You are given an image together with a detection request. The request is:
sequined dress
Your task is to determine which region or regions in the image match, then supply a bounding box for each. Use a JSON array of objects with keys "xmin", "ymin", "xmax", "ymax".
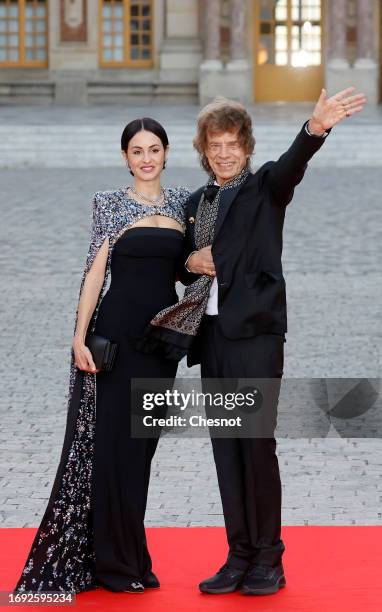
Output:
[{"xmin": 14, "ymin": 187, "xmax": 189, "ymax": 593}]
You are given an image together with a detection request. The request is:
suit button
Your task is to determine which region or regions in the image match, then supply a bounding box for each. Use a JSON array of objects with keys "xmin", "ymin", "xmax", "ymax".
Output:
[{"xmin": 219, "ymin": 281, "xmax": 227, "ymax": 287}]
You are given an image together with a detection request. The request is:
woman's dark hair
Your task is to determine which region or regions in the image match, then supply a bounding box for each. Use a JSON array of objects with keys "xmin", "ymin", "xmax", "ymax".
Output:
[{"xmin": 121, "ymin": 117, "xmax": 169, "ymax": 175}]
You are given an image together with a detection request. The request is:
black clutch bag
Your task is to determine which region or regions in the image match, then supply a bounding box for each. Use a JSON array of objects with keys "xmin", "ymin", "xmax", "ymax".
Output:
[{"xmin": 85, "ymin": 332, "xmax": 118, "ymax": 372}]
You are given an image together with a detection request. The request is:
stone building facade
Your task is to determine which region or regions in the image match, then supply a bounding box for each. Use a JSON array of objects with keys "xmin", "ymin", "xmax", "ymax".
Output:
[{"xmin": 0, "ymin": 0, "xmax": 380, "ymax": 105}]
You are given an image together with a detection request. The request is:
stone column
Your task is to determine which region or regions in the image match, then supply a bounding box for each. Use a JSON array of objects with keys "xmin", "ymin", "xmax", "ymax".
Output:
[
  {"xmin": 200, "ymin": 0, "xmax": 251, "ymax": 105},
  {"xmin": 203, "ymin": 0, "xmax": 222, "ymax": 68},
  {"xmin": 352, "ymin": 0, "xmax": 378, "ymax": 104},
  {"xmin": 158, "ymin": 0, "xmax": 202, "ymax": 84},
  {"xmin": 225, "ymin": 0, "xmax": 251, "ymax": 102},
  {"xmin": 199, "ymin": 0, "xmax": 224, "ymax": 105},
  {"xmin": 327, "ymin": 0, "xmax": 348, "ymax": 68},
  {"xmin": 325, "ymin": 0, "xmax": 352, "ymax": 99},
  {"xmin": 355, "ymin": 0, "xmax": 376, "ymax": 64},
  {"xmin": 229, "ymin": 0, "xmax": 246, "ymax": 63},
  {"xmin": 50, "ymin": 0, "xmax": 99, "ymax": 104}
]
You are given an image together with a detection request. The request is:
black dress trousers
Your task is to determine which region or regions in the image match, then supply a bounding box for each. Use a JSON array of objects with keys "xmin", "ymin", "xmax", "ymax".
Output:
[{"xmin": 199, "ymin": 314, "xmax": 286, "ymax": 570}]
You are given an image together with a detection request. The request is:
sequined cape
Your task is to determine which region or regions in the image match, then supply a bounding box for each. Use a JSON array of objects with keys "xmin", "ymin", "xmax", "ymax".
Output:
[{"xmin": 14, "ymin": 186, "xmax": 189, "ymax": 594}]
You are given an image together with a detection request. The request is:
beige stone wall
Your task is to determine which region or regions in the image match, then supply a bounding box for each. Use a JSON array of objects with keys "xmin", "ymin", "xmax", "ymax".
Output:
[
  {"xmin": 159, "ymin": 0, "xmax": 202, "ymax": 82},
  {"xmin": 0, "ymin": 0, "xmax": 380, "ymax": 105},
  {"xmin": 166, "ymin": 0, "xmax": 199, "ymax": 37}
]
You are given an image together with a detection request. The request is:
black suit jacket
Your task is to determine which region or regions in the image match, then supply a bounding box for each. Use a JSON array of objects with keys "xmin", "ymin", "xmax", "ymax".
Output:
[{"xmin": 179, "ymin": 121, "xmax": 330, "ymax": 367}]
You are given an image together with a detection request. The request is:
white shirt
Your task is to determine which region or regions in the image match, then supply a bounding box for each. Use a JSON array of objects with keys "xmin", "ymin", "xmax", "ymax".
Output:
[
  {"xmin": 206, "ymin": 276, "xmax": 218, "ymax": 314},
  {"xmin": 205, "ymin": 180, "xmax": 220, "ymax": 314},
  {"xmin": 184, "ymin": 259, "xmax": 219, "ymax": 314}
]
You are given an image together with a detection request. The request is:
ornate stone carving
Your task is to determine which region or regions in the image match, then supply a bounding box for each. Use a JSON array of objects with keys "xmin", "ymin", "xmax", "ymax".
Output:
[{"xmin": 60, "ymin": 0, "xmax": 87, "ymax": 43}]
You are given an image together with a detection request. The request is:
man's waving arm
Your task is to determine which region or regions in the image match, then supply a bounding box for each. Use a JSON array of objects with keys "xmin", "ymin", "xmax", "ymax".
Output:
[{"xmin": 264, "ymin": 87, "xmax": 367, "ymax": 206}]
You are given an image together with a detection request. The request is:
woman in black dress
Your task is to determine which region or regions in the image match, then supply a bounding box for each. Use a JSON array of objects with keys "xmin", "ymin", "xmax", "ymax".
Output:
[{"xmin": 14, "ymin": 119, "xmax": 189, "ymax": 594}]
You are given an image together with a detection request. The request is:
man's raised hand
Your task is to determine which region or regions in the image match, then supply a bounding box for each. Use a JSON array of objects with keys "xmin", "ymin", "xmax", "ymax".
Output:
[{"xmin": 308, "ymin": 87, "xmax": 367, "ymax": 134}]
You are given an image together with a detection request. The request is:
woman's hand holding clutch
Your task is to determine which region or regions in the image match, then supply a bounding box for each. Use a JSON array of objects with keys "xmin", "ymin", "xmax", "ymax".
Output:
[{"xmin": 72, "ymin": 335, "xmax": 100, "ymax": 374}]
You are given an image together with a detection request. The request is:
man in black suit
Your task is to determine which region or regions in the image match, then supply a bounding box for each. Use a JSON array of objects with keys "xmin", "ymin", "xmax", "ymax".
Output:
[{"xmin": 180, "ymin": 87, "xmax": 366, "ymax": 595}]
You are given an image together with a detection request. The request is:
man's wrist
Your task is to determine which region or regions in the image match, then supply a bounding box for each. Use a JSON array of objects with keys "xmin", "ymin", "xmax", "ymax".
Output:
[
  {"xmin": 185, "ymin": 251, "xmax": 197, "ymax": 273},
  {"xmin": 306, "ymin": 118, "xmax": 328, "ymax": 137}
]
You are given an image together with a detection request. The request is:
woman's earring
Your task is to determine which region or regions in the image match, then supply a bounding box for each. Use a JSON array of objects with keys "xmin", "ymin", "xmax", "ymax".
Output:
[{"xmin": 125, "ymin": 160, "xmax": 134, "ymax": 176}]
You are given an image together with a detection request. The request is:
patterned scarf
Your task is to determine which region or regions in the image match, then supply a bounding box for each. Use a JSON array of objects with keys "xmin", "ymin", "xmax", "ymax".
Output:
[{"xmin": 136, "ymin": 167, "xmax": 250, "ymax": 361}]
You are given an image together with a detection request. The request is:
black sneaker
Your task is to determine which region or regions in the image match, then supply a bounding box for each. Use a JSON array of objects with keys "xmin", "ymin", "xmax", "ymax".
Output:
[
  {"xmin": 240, "ymin": 563, "xmax": 286, "ymax": 595},
  {"xmin": 143, "ymin": 570, "xmax": 160, "ymax": 589},
  {"xmin": 122, "ymin": 579, "xmax": 144, "ymax": 594},
  {"xmin": 199, "ymin": 564, "xmax": 246, "ymax": 594}
]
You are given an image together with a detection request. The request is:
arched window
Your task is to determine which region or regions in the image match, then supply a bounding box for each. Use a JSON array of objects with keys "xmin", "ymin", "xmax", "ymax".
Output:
[
  {"xmin": 99, "ymin": 0, "xmax": 153, "ymax": 67},
  {"xmin": 0, "ymin": 0, "xmax": 48, "ymax": 67}
]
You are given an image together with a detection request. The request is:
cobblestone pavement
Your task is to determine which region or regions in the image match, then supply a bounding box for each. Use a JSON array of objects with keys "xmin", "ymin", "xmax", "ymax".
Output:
[
  {"xmin": 1, "ymin": 104, "xmax": 382, "ymax": 169},
  {"xmin": 0, "ymin": 102, "xmax": 381, "ymax": 124},
  {"xmin": 0, "ymin": 163, "xmax": 381, "ymax": 528}
]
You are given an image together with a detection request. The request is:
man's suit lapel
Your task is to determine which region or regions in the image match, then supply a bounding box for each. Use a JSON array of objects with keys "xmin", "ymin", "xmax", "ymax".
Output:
[
  {"xmin": 189, "ymin": 174, "xmax": 252, "ymax": 246},
  {"xmin": 213, "ymin": 182, "xmax": 244, "ymax": 242},
  {"xmin": 187, "ymin": 188, "xmax": 203, "ymax": 247}
]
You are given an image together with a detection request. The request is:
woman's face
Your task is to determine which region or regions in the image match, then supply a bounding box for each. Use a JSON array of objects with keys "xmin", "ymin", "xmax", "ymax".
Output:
[{"xmin": 123, "ymin": 129, "xmax": 168, "ymax": 181}]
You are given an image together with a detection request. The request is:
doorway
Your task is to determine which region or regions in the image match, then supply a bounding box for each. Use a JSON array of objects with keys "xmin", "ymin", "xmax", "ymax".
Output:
[{"xmin": 254, "ymin": 0, "xmax": 324, "ymax": 101}]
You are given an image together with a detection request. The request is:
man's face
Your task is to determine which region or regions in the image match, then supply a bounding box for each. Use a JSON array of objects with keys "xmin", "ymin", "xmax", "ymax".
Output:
[{"xmin": 205, "ymin": 129, "xmax": 248, "ymax": 185}]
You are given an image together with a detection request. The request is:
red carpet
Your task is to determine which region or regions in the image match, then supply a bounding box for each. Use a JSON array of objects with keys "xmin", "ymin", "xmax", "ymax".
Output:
[{"xmin": 1, "ymin": 527, "xmax": 382, "ymax": 611}]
